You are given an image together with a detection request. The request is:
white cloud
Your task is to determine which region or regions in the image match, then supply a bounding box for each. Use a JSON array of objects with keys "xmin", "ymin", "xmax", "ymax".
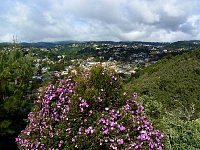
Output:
[
  {"xmin": 0, "ymin": 0, "xmax": 200, "ymax": 42},
  {"xmin": 126, "ymin": 0, "xmax": 161, "ymax": 24},
  {"xmin": 147, "ymin": 30, "xmax": 191, "ymax": 42},
  {"xmin": 163, "ymin": 0, "xmax": 186, "ymax": 17}
]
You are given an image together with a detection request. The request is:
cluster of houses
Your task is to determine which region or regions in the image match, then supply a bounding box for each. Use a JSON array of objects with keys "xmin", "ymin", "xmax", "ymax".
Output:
[
  {"xmin": 12, "ymin": 41, "xmax": 193, "ymax": 87},
  {"xmin": 78, "ymin": 42, "xmax": 171, "ymax": 64},
  {"xmin": 44, "ymin": 57, "xmax": 137, "ymax": 78}
]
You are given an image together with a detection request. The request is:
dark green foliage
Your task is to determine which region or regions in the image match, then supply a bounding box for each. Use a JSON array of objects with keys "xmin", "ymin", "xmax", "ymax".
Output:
[
  {"xmin": 125, "ymin": 49, "xmax": 200, "ymax": 149},
  {"xmin": 165, "ymin": 40, "xmax": 200, "ymax": 50},
  {"xmin": 126, "ymin": 50, "xmax": 200, "ymax": 120},
  {"xmin": 137, "ymin": 96, "xmax": 164, "ymax": 120},
  {"xmin": 159, "ymin": 117, "xmax": 200, "ymax": 150},
  {"xmin": 76, "ymin": 65, "xmax": 124, "ymax": 108},
  {"xmin": 0, "ymin": 45, "xmax": 39, "ymax": 149}
]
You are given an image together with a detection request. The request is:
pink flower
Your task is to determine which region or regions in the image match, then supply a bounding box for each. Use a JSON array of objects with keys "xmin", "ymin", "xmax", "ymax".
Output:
[
  {"xmin": 110, "ymin": 121, "xmax": 115, "ymax": 127},
  {"xmin": 117, "ymin": 139, "xmax": 124, "ymax": 145},
  {"xmin": 72, "ymin": 137, "xmax": 75, "ymax": 142},
  {"xmin": 103, "ymin": 129, "xmax": 109, "ymax": 134},
  {"xmin": 66, "ymin": 128, "xmax": 71, "ymax": 131},
  {"xmin": 131, "ymin": 142, "xmax": 136, "ymax": 147},
  {"xmin": 119, "ymin": 126, "xmax": 126, "ymax": 131},
  {"xmin": 110, "ymin": 144, "xmax": 118, "ymax": 150},
  {"xmin": 89, "ymin": 110, "xmax": 93, "ymax": 114},
  {"xmin": 85, "ymin": 128, "xmax": 90, "ymax": 134}
]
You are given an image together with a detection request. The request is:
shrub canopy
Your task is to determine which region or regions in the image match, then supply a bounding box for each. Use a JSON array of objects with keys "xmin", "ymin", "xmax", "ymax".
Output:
[{"xmin": 16, "ymin": 65, "xmax": 165, "ymax": 150}]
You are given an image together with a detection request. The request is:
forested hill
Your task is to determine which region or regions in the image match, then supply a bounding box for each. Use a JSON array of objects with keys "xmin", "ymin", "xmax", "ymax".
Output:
[{"xmin": 125, "ymin": 49, "xmax": 200, "ymax": 120}]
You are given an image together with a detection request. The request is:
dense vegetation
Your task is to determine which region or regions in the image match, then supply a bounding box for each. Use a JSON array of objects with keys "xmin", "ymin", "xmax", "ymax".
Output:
[
  {"xmin": 1, "ymin": 41, "xmax": 200, "ymax": 149},
  {"xmin": 16, "ymin": 65, "xmax": 165, "ymax": 149},
  {"xmin": 0, "ymin": 44, "xmax": 39, "ymax": 149},
  {"xmin": 165, "ymin": 40, "xmax": 200, "ymax": 50},
  {"xmin": 125, "ymin": 49, "xmax": 200, "ymax": 149}
]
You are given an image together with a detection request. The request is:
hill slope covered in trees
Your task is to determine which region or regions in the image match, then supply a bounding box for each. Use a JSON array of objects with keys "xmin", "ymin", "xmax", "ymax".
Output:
[
  {"xmin": 125, "ymin": 49, "xmax": 200, "ymax": 149},
  {"xmin": 126, "ymin": 50, "xmax": 200, "ymax": 120}
]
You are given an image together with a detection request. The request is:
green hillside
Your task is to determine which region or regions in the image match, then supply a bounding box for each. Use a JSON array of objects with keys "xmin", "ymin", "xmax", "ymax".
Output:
[
  {"xmin": 126, "ymin": 50, "xmax": 200, "ymax": 120},
  {"xmin": 125, "ymin": 49, "xmax": 200, "ymax": 149}
]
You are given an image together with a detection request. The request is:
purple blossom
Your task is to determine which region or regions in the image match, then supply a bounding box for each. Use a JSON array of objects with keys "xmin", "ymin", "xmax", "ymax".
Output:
[
  {"xmin": 131, "ymin": 142, "xmax": 137, "ymax": 147},
  {"xmin": 84, "ymin": 126, "xmax": 94, "ymax": 135},
  {"xmin": 110, "ymin": 144, "xmax": 118, "ymax": 150},
  {"xmin": 117, "ymin": 139, "xmax": 124, "ymax": 145},
  {"xmin": 72, "ymin": 137, "xmax": 76, "ymax": 142},
  {"xmin": 89, "ymin": 110, "xmax": 93, "ymax": 114},
  {"xmin": 103, "ymin": 129, "xmax": 109, "ymax": 134},
  {"xmin": 110, "ymin": 121, "xmax": 115, "ymax": 127},
  {"xmin": 119, "ymin": 125, "xmax": 126, "ymax": 131},
  {"xmin": 16, "ymin": 75, "xmax": 165, "ymax": 150}
]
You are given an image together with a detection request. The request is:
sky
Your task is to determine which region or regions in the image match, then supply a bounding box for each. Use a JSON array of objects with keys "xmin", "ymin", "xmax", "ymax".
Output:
[{"xmin": 0, "ymin": 0, "xmax": 200, "ymax": 42}]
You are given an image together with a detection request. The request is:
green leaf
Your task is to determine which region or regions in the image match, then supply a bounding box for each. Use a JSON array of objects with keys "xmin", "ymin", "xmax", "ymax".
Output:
[{"xmin": 0, "ymin": 120, "xmax": 12, "ymax": 129}]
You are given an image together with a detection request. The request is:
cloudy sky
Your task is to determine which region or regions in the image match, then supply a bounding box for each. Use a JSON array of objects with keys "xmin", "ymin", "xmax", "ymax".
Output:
[{"xmin": 0, "ymin": 0, "xmax": 200, "ymax": 42}]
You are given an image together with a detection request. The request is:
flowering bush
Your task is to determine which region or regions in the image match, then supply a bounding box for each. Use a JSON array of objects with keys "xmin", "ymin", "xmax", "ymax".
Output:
[{"xmin": 16, "ymin": 65, "xmax": 165, "ymax": 149}]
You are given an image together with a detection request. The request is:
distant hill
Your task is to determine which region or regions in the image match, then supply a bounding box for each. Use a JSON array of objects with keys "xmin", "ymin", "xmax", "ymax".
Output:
[
  {"xmin": 163, "ymin": 40, "xmax": 200, "ymax": 50},
  {"xmin": 125, "ymin": 49, "xmax": 200, "ymax": 119},
  {"xmin": 21, "ymin": 41, "xmax": 81, "ymax": 48},
  {"xmin": 1, "ymin": 40, "xmax": 200, "ymax": 49}
]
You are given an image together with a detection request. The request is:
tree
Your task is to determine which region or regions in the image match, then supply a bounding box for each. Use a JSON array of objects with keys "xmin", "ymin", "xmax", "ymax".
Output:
[{"xmin": 0, "ymin": 45, "xmax": 39, "ymax": 149}]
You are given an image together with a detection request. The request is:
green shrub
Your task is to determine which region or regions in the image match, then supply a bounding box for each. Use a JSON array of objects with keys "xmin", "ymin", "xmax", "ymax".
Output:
[
  {"xmin": 159, "ymin": 116, "xmax": 200, "ymax": 150},
  {"xmin": 16, "ymin": 65, "xmax": 165, "ymax": 149}
]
